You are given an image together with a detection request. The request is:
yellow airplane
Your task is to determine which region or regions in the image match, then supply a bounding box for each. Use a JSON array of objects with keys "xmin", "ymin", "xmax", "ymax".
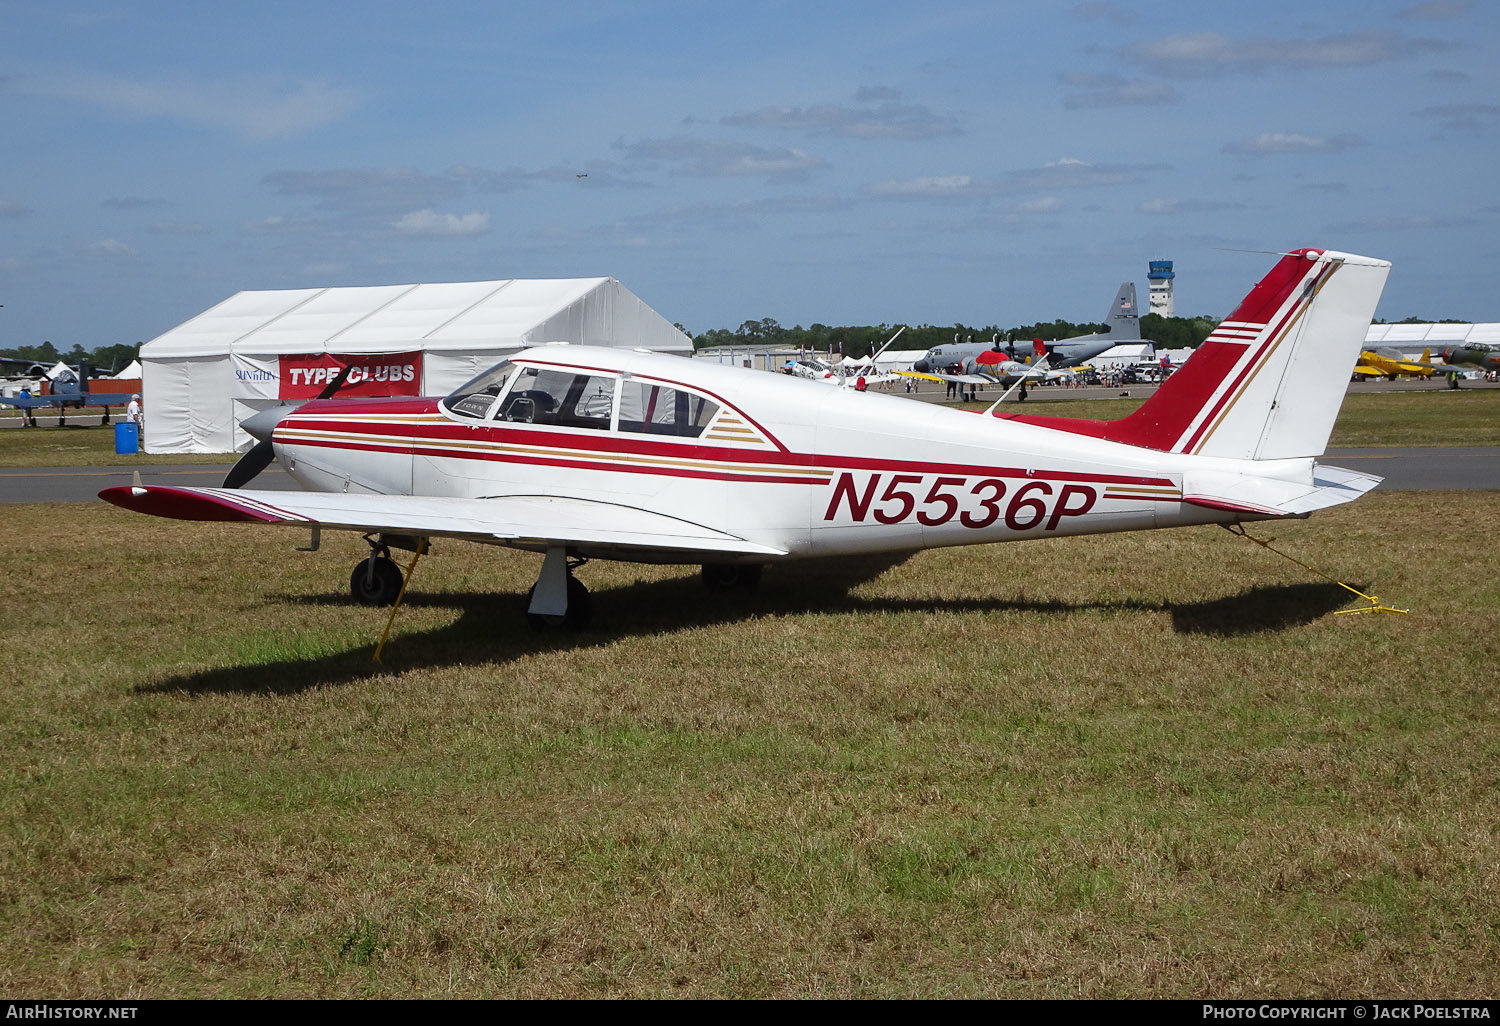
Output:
[{"xmin": 1353, "ymin": 346, "xmax": 1459, "ymax": 380}]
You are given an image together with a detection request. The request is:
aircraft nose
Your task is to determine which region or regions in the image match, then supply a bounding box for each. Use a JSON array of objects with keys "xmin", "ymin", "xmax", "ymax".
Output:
[
  {"xmin": 240, "ymin": 405, "xmax": 293, "ymax": 444},
  {"xmin": 913, "ymin": 359, "xmax": 930, "ymax": 373}
]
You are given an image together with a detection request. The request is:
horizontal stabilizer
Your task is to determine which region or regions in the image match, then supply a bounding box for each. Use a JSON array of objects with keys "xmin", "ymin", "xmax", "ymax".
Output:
[{"xmin": 1181, "ymin": 464, "xmax": 1381, "ymax": 517}]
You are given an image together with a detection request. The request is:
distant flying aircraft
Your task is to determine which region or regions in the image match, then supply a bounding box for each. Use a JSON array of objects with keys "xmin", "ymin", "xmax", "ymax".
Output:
[
  {"xmin": 102, "ymin": 248, "xmax": 1389, "ymax": 629},
  {"xmin": 911, "ymin": 282, "xmax": 1145, "ymax": 378}
]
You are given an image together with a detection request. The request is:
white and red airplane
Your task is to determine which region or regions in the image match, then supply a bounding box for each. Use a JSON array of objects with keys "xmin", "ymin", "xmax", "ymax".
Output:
[{"xmin": 101, "ymin": 248, "xmax": 1390, "ymax": 628}]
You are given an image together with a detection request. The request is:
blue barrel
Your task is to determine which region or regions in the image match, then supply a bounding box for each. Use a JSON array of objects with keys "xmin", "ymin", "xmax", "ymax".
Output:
[{"xmin": 114, "ymin": 421, "xmax": 139, "ymax": 454}]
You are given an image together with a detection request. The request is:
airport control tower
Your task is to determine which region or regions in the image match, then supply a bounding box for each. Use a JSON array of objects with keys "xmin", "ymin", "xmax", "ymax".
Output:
[{"xmin": 1147, "ymin": 259, "xmax": 1175, "ymax": 317}]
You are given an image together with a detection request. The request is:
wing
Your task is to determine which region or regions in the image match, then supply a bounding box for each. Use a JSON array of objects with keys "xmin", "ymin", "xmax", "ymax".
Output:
[
  {"xmin": 99, "ymin": 486, "xmax": 786, "ymax": 559},
  {"xmin": 893, "ymin": 370, "xmax": 996, "ymax": 385},
  {"xmin": 0, "ymin": 395, "xmax": 58, "ymax": 409}
]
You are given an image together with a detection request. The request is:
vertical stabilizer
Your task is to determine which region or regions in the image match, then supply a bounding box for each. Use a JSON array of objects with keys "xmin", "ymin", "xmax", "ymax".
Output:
[
  {"xmin": 996, "ymin": 249, "xmax": 1390, "ymax": 461},
  {"xmin": 1105, "ymin": 283, "xmax": 1141, "ymax": 341}
]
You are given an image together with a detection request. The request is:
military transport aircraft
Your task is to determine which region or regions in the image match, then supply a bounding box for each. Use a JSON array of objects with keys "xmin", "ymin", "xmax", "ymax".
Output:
[
  {"xmin": 101, "ymin": 248, "xmax": 1389, "ymax": 629},
  {"xmin": 910, "ymin": 282, "xmax": 1145, "ymax": 382}
]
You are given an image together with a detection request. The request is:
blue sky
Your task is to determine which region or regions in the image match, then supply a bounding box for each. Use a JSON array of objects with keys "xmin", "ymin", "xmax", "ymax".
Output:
[{"xmin": 2, "ymin": 0, "xmax": 1497, "ymax": 351}]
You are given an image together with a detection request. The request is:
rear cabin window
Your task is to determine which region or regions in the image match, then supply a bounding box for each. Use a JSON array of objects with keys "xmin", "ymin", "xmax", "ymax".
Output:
[
  {"xmin": 494, "ymin": 367, "xmax": 615, "ymax": 430},
  {"xmin": 618, "ymin": 380, "xmax": 718, "ymax": 437}
]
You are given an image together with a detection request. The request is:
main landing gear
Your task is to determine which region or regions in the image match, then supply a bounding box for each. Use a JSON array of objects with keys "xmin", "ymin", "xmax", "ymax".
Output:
[{"xmin": 350, "ymin": 534, "xmax": 419, "ymax": 606}]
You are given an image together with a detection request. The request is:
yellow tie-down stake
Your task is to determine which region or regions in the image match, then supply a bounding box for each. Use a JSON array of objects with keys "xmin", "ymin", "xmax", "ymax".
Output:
[
  {"xmin": 374, "ymin": 539, "xmax": 429, "ymax": 663},
  {"xmin": 1221, "ymin": 523, "xmax": 1410, "ymax": 616}
]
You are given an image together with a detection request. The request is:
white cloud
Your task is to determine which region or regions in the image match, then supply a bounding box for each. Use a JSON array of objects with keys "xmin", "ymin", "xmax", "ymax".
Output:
[
  {"xmin": 615, "ymin": 137, "xmax": 828, "ymax": 180},
  {"xmin": 867, "ymin": 160, "xmax": 1161, "ymax": 202},
  {"xmin": 1014, "ymin": 196, "xmax": 1064, "ymax": 214},
  {"xmin": 1324, "ymin": 214, "xmax": 1474, "ymax": 232},
  {"xmin": 867, "ymin": 175, "xmax": 976, "ymax": 198},
  {"xmin": 83, "ymin": 238, "xmax": 134, "ymax": 257},
  {"xmin": 1395, "ymin": 1, "xmax": 1472, "ymax": 20},
  {"xmin": 1059, "ymin": 74, "xmax": 1180, "ymax": 108},
  {"xmin": 26, "ymin": 68, "xmax": 360, "ymax": 141},
  {"xmin": 392, "ymin": 209, "xmax": 491, "ymax": 237},
  {"xmin": 721, "ymin": 88, "xmax": 961, "ymax": 140},
  {"xmin": 1072, "ymin": 2, "xmax": 1136, "ymax": 26},
  {"xmin": 1130, "ymin": 30, "xmax": 1447, "ymax": 78},
  {"xmin": 1138, "ymin": 198, "xmax": 1243, "ymax": 214},
  {"xmin": 145, "ymin": 222, "xmax": 211, "ymax": 236},
  {"xmin": 1222, "ymin": 132, "xmax": 1361, "ymax": 155}
]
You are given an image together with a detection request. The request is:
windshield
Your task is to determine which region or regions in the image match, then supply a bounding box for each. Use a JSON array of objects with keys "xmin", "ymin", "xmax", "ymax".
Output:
[{"xmin": 442, "ymin": 360, "xmax": 517, "ymax": 418}]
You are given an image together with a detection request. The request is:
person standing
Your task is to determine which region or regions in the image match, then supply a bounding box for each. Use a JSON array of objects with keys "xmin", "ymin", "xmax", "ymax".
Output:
[{"xmin": 127, "ymin": 393, "xmax": 144, "ymax": 447}]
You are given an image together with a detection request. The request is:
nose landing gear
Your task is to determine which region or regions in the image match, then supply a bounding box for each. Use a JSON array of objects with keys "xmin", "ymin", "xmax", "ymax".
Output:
[{"xmin": 525, "ymin": 547, "xmax": 592, "ymax": 630}]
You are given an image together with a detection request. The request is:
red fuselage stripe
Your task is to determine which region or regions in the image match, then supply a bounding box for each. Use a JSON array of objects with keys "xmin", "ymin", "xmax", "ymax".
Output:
[{"xmin": 280, "ymin": 429, "xmax": 1176, "ymax": 488}]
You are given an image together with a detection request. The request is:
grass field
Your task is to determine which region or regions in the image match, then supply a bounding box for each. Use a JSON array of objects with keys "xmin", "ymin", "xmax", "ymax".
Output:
[
  {"xmin": 3, "ymin": 389, "xmax": 1497, "ymax": 467},
  {"xmin": 3, "ymin": 491, "xmax": 1497, "ymax": 998}
]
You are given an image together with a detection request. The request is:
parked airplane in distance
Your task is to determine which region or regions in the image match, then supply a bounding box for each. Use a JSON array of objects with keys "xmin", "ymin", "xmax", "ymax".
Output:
[
  {"xmin": 1436, "ymin": 343, "xmax": 1500, "ymax": 373},
  {"xmin": 102, "ymin": 249, "xmax": 1389, "ymax": 629},
  {"xmin": 912, "ymin": 282, "xmax": 1145, "ymax": 378},
  {"xmin": 0, "ymin": 360, "xmax": 137, "ymax": 425},
  {"xmin": 1353, "ymin": 346, "xmax": 1460, "ymax": 381}
]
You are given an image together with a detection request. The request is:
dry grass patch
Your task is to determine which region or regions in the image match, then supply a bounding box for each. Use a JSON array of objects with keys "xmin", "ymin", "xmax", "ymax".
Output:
[{"xmin": 2, "ymin": 493, "xmax": 1498, "ymax": 997}]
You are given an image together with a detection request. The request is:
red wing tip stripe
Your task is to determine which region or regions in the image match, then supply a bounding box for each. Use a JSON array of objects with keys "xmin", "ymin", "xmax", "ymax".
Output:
[{"xmin": 100, "ymin": 485, "xmax": 312, "ymax": 524}]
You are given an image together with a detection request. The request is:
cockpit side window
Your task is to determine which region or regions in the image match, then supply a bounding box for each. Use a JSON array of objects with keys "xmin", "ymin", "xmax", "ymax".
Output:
[
  {"xmin": 442, "ymin": 360, "xmax": 518, "ymax": 419},
  {"xmin": 618, "ymin": 380, "xmax": 719, "ymax": 437},
  {"xmin": 495, "ymin": 367, "xmax": 616, "ymax": 429}
]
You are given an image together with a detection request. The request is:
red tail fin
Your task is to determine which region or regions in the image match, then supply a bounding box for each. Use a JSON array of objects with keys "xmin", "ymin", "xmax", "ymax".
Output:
[
  {"xmin": 1033, "ymin": 339, "xmax": 1046, "ymax": 358},
  {"xmin": 993, "ymin": 248, "xmax": 1389, "ymax": 459}
]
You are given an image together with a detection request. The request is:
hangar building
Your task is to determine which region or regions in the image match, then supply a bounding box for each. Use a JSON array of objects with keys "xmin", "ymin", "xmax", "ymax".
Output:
[{"xmin": 139, "ymin": 277, "xmax": 692, "ymax": 454}]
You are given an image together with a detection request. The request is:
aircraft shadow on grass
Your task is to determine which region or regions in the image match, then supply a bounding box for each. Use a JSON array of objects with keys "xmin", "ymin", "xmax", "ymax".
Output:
[{"xmin": 137, "ymin": 553, "xmax": 1360, "ymax": 698}]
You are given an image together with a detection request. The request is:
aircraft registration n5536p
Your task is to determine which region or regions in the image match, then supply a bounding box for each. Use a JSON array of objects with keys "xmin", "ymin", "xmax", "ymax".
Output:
[{"xmin": 102, "ymin": 248, "xmax": 1390, "ymax": 628}]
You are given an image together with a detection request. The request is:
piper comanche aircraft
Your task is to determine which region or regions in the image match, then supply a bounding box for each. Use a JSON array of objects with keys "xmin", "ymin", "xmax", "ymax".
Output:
[{"xmin": 101, "ymin": 248, "xmax": 1389, "ymax": 629}]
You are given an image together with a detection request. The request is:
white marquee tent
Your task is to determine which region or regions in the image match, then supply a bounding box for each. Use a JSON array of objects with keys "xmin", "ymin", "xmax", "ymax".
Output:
[{"xmin": 140, "ymin": 277, "xmax": 692, "ymax": 453}]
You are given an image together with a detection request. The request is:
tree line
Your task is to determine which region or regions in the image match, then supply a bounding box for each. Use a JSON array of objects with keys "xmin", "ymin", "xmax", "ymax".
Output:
[
  {"xmin": 0, "ymin": 341, "xmax": 141, "ymax": 374},
  {"xmin": 690, "ymin": 314, "xmax": 1221, "ymax": 359}
]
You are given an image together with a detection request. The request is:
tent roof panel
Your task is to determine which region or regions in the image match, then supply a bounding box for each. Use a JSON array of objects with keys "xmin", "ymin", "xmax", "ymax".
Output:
[
  {"xmin": 140, "ymin": 277, "xmax": 676, "ymax": 358},
  {"xmin": 428, "ymin": 278, "xmax": 610, "ymax": 343}
]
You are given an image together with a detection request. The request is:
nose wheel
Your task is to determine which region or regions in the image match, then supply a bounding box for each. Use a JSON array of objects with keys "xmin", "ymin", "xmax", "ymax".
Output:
[
  {"xmin": 525, "ymin": 549, "xmax": 592, "ymax": 630},
  {"xmin": 701, "ymin": 563, "xmax": 762, "ymax": 592},
  {"xmin": 525, "ymin": 575, "xmax": 592, "ymax": 630}
]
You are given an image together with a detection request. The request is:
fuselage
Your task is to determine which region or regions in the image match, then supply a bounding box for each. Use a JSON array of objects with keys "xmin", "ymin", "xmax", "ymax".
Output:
[{"xmin": 269, "ymin": 346, "xmax": 1276, "ymax": 562}]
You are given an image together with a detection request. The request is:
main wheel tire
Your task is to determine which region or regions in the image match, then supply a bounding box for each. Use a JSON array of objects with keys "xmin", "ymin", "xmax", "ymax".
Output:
[
  {"xmin": 525, "ymin": 575, "xmax": 592, "ymax": 630},
  {"xmin": 700, "ymin": 563, "xmax": 763, "ymax": 592},
  {"xmin": 350, "ymin": 556, "xmax": 404, "ymax": 606}
]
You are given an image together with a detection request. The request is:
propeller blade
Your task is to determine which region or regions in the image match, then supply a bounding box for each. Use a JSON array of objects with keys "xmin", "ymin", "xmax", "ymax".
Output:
[
  {"xmin": 223, "ymin": 438, "xmax": 275, "ymax": 489},
  {"xmin": 317, "ymin": 365, "xmax": 352, "ymax": 400},
  {"xmin": 222, "ymin": 365, "xmax": 352, "ymax": 488}
]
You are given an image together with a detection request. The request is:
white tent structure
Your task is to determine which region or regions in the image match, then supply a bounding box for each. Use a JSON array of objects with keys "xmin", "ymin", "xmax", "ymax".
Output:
[
  {"xmin": 1365, "ymin": 322, "xmax": 1500, "ymax": 354},
  {"xmin": 140, "ymin": 277, "xmax": 692, "ymax": 454}
]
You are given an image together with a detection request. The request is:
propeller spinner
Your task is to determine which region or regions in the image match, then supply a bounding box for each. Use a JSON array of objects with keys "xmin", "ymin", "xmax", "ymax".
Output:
[{"xmin": 222, "ymin": 366, "xmax": 352, "ymax": 488}]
